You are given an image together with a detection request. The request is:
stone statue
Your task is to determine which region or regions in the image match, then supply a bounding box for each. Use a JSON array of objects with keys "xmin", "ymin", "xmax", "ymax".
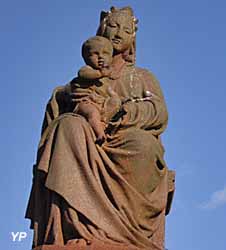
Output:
[{"xmin": 26, "ymin": 6, "xmax": 175, "ymax": 250}]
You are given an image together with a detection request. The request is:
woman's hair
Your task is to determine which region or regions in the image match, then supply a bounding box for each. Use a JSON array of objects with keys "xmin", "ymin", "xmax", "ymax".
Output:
[{"xmin": 96, "ymin": 6, "xmax": 138, "ymax": 65}]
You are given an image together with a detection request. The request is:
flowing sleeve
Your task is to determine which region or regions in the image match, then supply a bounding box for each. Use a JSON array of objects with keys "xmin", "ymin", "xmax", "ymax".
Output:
[
  {"xmin": 40, "ymin": 84, "xmax": 72, "ymax": 135},
  {"xmin": 71, "ymin": 79, "xmax": 106, "ymax": 114},
  {"xmin": 120, "ymin": 68, "xmax": 168, "ymax": 136}
]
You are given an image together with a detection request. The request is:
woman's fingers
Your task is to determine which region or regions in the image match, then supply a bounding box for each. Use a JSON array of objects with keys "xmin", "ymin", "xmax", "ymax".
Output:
[{"xmin": 107, "ymin": 86, "xmax": 118, "ymax": 97}]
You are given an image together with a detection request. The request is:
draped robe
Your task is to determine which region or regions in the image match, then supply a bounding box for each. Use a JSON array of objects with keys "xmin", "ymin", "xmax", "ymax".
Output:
[{"xmin": 26, "ymin": 64, "xmax": 173, "ymax": 250}]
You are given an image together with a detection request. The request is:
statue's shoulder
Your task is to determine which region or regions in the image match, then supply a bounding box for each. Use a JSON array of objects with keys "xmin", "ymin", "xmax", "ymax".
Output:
[
  {"xmin": 49, "ymin": 81, "xmax": 73, "ymax": 103},
  {"xmin": 134, "ymin": 67, "xmax": 158, "ymax": 81},
  {"xmin": 134, "ymin": 66, "xmax": 164, "ymax": 98}
]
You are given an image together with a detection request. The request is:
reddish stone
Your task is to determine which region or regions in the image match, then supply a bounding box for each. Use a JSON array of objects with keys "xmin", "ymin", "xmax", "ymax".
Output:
[{"xmin": 33, "ymin": 241, "xmax": 140, "ymax": 250}]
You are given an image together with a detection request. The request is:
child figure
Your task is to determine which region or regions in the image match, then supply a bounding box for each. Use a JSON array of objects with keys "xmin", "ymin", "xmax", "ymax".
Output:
[
  {"xmin": 73, "ymin": 36, "xmax": 121, "ymax": 144},
  {"xmin": 78, "ymin": 36, "xmax": 113, "ymax": 80}
]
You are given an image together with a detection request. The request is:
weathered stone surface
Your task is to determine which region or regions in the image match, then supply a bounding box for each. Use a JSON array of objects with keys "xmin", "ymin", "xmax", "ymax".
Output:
[
  {"xmin": 166, "ymin": 170, "xmax": 176, "ymax": 215},
  {"xmin": 34, "ymin": 241, "xmax": 140, "ymax": 250},
  {"xmin": 26, "ymin": 6, "xmax": 175, "ymax": 250}
]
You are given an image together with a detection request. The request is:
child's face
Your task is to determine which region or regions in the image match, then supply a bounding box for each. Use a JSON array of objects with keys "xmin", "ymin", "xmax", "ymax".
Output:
[{"xmin": 86, "ymin": 42, "xmax": 113, "ymax": 69}]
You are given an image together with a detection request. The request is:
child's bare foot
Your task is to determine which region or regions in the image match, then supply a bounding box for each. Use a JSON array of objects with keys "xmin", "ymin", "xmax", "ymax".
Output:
[{"xmin": 95, "ymin": 131, "xmax": 106, "ymax": 145}]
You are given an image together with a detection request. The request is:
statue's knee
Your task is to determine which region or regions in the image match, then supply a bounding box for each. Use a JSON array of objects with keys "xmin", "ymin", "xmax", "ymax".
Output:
[
  {"xmin": 132, "ymin": 130, "xmax": 154, "ymax": 151},
  {"xmin": 59, "ymin": 115, "xmax": 87, "ymax": 133}
]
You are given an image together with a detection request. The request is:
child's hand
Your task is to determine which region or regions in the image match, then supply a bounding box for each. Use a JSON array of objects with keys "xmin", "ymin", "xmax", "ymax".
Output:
[
  {"xmin": 100, "ymin": 67, "xmax": 112, "ymax": 78},
  {"xmin": 107, "ymin": 87, "xmax": 121, "ymax": 107},
  {"xmin": 95, "ymin": 129, "xmax": 106, "ymax": 145}
]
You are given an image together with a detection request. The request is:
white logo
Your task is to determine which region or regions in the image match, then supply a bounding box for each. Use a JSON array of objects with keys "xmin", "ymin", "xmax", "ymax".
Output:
[{"xmin": 11, "ymin": 232, "xmax": 27, "ymax": 242}]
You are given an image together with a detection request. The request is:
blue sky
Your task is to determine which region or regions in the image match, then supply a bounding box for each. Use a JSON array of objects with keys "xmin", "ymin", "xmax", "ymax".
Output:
[{"xmin": 1, "ymin": 1, "xmax": 226, "ymax": 250}]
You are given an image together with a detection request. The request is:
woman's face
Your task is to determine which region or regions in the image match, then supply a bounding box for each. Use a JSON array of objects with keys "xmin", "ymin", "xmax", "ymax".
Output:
[{"xmin": 104, "ymin": 13, "xmax": 134, "ymax": 53}]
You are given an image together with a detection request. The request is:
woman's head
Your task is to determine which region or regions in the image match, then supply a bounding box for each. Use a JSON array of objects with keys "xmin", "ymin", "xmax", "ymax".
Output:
[{"xmin": 97, "ymin": 6, "xmax": 138, "ymax": 64}]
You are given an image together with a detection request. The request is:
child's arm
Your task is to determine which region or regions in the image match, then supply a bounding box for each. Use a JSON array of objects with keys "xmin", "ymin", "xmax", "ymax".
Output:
[
  {"xmin": 78, "ymin": 65, "xmax": 112, "ymax": 80},
  {"xmin": 78, "ymin": 66, "xmax": 102, "ymax": 80}
]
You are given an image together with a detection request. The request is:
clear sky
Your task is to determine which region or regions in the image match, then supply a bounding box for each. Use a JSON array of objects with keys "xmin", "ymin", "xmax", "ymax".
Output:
[{"xmin": 1, "ymin": 1, "xmax": 226, "ymax": 250}]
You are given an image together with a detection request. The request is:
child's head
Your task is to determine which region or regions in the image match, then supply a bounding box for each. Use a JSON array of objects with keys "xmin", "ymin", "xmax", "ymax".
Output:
[{"xmin": 82, "ymin": 36, "xmax": 113, "ymax": 69}]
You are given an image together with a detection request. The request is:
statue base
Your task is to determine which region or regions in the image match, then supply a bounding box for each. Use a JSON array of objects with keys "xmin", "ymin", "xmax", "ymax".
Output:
[{"xmin": 33, "ymin": 241, "xmax": 140, "ymax": 250}]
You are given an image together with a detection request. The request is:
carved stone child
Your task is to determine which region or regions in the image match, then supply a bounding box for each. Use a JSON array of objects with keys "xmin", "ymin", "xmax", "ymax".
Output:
[
  {"xmin": 73, "ymin": 36, "xmax": 121, "ymax": 144},
  {"xmin": 78, "ymin": 36, "xmax": 113, "ymax": 80}
]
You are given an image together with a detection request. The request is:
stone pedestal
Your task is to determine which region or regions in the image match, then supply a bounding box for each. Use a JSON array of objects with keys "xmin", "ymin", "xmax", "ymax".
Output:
[{"xmin": 33, "ymin": 241, "xmax": 140, "ymax": 250}]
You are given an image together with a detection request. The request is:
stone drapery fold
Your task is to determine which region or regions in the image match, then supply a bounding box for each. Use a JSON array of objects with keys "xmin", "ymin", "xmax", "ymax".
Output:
[{"xmin": 26, "ymin": 66, "xmax": 169, "ymax": 250}]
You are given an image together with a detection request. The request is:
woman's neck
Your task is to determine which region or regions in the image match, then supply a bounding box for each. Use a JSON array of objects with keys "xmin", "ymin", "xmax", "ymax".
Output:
[{"xmin": 111, "ymin": 53, "xmax": 126, "ymax": 77}]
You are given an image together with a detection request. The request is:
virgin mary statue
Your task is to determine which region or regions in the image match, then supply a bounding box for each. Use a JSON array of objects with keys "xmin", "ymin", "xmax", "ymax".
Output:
[{"xmin": 26, "ymin": 6, "xmax": 175, "ymax": 250}]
